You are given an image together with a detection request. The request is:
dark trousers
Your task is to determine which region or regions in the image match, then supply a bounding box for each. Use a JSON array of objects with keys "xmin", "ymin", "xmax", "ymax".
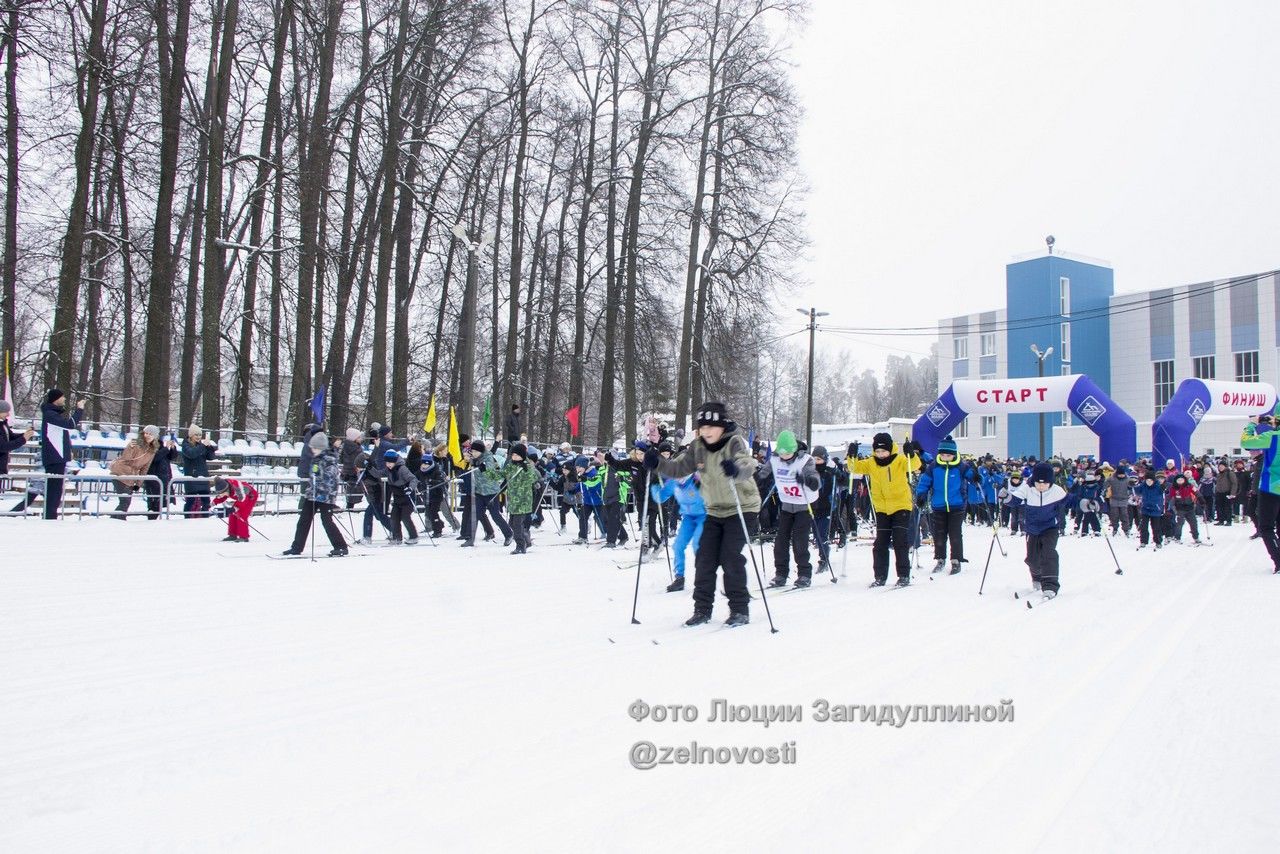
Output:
[
  {"xmin": 426, "ymin": 490, "xmax": 445, "ymax": 536},
  {"xmin": 292, "ymin": 500, "xmax": 347, "ymax": 551},
  {"xmin": 1172, "ymin": 507, "xmax": 1199, "ymax": 541},
  {"xmin": 1080, "ymin": 511, "xmax": 1101, "ymax": 535},
  {"xmin": 1108, "ymin": 504, "xmax": 1132, "ymax": 534},
  {"xmin": 510, "ymin": 512, "xmax": 532, "ymax": 549},
  {"xmin": 43, "ymin": 463, "xmax": 66, "ymax": 519},
  {"xmin": 1253, "ymin": 491, "xmax": 1280, "ymax": 569},
  {"xmin": 932, "ymin": 508, "xmax": 965, "ymax": 561},
  {"xmin": 476, "ymin": 493, "xmax": 512, "ymax": 539},
  {"xmin": 1137, "ymin": 513, "xmax": 1163, "ymax": 546},
  {"xmin": 462, "ymin": 491, "xmax": 492, "ymax": 540},
  {"xmin": 692, "ymin": 513, "xmax": 755, "ymax": 614},
  {"xmin": 873, "ymin": 510, "xmax": 912, "ymax": 581},
  {"xmin": 362, "ymin": 481, "xmax": 392, "ymax": 538},
  {"xmin": 1025, "ymin": 529, "xmax": 1060, "ymax": 593},
  {"xmin": 1215, "ymin": 494, "xmax": 1233, "ymax": 524},
  {"xmin": 389, "ymin": 498, "xmax": 418, "ymax": 540},
  {"xmin": 604, "ymin": 501, "xmax": 626, "ymax": 544},
  {"xmin": 773, "ymin": 510, "xmax": 812, "ymax": 579}
]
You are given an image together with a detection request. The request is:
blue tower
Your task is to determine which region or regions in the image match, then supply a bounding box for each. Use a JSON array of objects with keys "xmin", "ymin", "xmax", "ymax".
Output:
[{"xmin": 1005, "ymin": 253, "xmax": 1114, "ymax": 458}]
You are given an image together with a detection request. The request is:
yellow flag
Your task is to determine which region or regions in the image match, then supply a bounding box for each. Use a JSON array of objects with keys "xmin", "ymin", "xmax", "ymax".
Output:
[
  {"xmin": 447, "ymin": 406, "xmax": 464, "ymax": 468},
  {"xmin": 424, "ymin": 395, "xmax": 437, "ymax": 433}
]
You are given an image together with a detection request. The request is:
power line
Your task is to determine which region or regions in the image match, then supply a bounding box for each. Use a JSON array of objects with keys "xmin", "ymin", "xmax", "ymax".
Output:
[{"xmin": 817, "ymin": 269, "xmax": 1278, "ymax": 338}]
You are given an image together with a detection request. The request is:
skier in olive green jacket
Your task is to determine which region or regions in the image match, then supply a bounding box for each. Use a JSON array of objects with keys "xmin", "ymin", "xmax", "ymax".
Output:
[{"xmin": 644, "ymin": 401, "xmax": 760, "ymax": 628}]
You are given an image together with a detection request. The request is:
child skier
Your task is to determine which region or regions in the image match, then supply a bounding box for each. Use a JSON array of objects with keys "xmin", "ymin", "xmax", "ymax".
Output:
[
  {"xmin": 644, "ymin": 401, "xmax": 760, "ymax": 627},
  {"xmin": 1002, "ymin": 472, "xmax": 1025, "ymax": 534},
  {"xmin": 1078, "ymin": 471, "xmax": 1104, "ymax": 536},
  {"xmin": 1167, "ymin": 472, "xmax": 1202, "ymax": 544},
  {"xmin": 383, "ymin": 449, "xmax": 420, "ymax": 544},
  {"xmin": 502, "ymin": 443, "xmax": 541, "ymax": 554},
  {"xmin": 766, "ymin": 429, "xmax": 820, "ymax": 589},
  {"xmin": 1007, "ymin": 462, "xmax": 1069, "ymax": 598},
  {"xmin": 1134, "ymin": 472, "xmax": 1167, "ymax": 550},
  {"xmin": 914, "ymin": 434, "xmax": 974, "ymax": 574},
  {"xmin": 846, "ymin": 433, "xmax": 922, "ymax": 587},
  {"xmin": 212, "ymin": 476, "xmax": 259, "ymax": 542},
  {"xmin": 1104, "ymin": 468, "xmax": 1134, "ymax": 536},
  {"xmin": 283, "ymin": 431, "xmax": 349, "ymax": 556},
  {"xmin": 651, "ymin": 472, "xmax": 706, "ymax": 592}
]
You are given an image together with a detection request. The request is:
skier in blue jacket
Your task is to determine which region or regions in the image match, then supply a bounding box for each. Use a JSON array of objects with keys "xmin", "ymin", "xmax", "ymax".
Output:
[
  {"xmin": 1133, "ymin": 471, "xmax": 1167, "ymax": 549},
  {"xmin": 914, "ymin": 435, "xmax": 975, "ymax": 574},
  {"xmin": 1008, "ymin": 462, "xmax": 1070, "ymax": 597},
  {"xmin": 651, "ymin": 472, "xmax": 706, "ymax": 592}
]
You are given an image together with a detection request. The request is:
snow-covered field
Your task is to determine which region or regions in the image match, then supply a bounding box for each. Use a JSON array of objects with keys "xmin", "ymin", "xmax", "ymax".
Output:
[{"xmin": 2, "ymin": 512, "xmax": 1277, "ymax": 852}]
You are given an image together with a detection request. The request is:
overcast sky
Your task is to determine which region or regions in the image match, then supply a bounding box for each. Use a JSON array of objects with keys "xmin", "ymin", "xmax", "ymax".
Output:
[{"xmin": 787, "ymin": 0, "xmax": 1280, "ymax": 371}]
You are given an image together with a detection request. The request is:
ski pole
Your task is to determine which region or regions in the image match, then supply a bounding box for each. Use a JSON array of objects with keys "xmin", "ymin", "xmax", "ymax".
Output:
[
  {"xmin": 1101, "ymin": 525, "xmax": 1124, "ymax": 575},
  {"xmin": 629, "ymin": 471, "xmax": 653, "ymax": 625},
  {"xmin": 977, "ymin": 526, "xmax": 998, "ymax": 594},
  {"xmin": 728, "ymin": 477, "xmax": 778, "ymax": 633},
  {"xmin": 651, "ymin": 478, "xmax": 674, "ymax": 583},
  {"xmin": 805, "ymin": 502, "xmax": 836, "ymax": 584}
]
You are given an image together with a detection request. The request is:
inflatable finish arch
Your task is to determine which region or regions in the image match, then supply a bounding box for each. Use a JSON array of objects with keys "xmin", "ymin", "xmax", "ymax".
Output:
[
  {"xmin": 1150, "ymin": 379, "xmax": 1276, "ymax": 466},
  {"xmin": 912, "ymin": 375, "xmax": 1137, "ymax": 463}
]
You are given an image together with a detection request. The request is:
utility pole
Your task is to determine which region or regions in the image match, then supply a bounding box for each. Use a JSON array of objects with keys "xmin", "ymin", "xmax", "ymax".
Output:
[
  {"xmin": 796, "ymin": 307, "xmax": 829, "ymax": 448},
  {"xmin": 1031, "ymin": 343, "xmax": 1054, "ymax": 460}
]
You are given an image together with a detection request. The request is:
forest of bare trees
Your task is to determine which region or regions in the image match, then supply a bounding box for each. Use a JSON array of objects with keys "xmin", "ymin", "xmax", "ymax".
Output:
[{"xmin": 0, "ymin": 0, "xmax": 934, "ymax": 446}]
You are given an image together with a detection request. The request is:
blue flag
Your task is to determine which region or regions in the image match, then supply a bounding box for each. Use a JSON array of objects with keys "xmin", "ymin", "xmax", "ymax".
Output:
[
  {"xmin": 308, "ymin": 384, "xmax": 326, "ymax": 425},
  {"xmin": 747, "ymin": 428, "xmax": 755, "ymax": 448}
]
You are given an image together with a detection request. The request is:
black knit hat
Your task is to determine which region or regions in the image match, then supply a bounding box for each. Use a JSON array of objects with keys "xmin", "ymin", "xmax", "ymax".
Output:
[
  {"xmin": 470, "ymin": 440, "xmax": 485, "ymax": 454},
  {"xmin": 872, "ymin": 432, "xmax": 893, "ymax": 452},
  {"xmin": 510, "ymin": 442, "xmax": 528, "ymax": 461},
  {"xmin": 378, "ymin": 425, "xmax": 392, "ymax": 438},
  {"xmin": 696, "ymin": 401, "xmax": 728, "ymax": 427},
  {"xmin": 46, "ymin": 388, "xmax": 65, "ymax": 405}
]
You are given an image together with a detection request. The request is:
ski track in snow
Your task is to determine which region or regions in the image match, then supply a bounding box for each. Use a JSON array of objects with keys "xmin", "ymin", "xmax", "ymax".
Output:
[{"xmin": 1, "ymin": 517, "xmax": 1277, "ymax": 852}]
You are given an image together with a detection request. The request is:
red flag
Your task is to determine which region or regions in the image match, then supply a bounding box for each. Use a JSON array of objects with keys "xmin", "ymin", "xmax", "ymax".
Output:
[{"xmin": 565, "ymin": 404, "xmax": 580, "ymax": 438}]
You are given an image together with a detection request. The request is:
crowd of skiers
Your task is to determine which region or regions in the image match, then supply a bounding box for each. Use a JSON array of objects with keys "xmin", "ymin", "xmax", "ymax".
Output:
[{"xmin": 7, "ymin": 388, "xmax": 1280, "ymax": 621}]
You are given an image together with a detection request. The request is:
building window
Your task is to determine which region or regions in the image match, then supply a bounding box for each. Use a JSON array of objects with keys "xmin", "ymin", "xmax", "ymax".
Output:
[
  {"xmin": 955, "ymin": 417, "xmax": 969, "ymax": 439},
  {"xmin": 980, "ymin": 332, "xmax": 996, "ymax": 357},
  {"xmin": 981, "ymin": 415, "xmax": 996, "ymax": 438},
  {"xmin": 1060, "ymin": 322, "xmax": 1071, "ymax": 363},
  {"xmin": 953, "ymin": 337, "xmax": 968, "ymax": 360},
  {"xmin": 1192, "ymin": 356, "xmax": 1215, "ymax": 380},
  {"xmin": 1235, "ymin": 350, "xmax": 1260, "ymax": 383},
  {"xmin": 1154, "ymin": 360, "xmax": 1175, "ymax": 417},
  {"xmin": 1060, "ymin": 277, "xmax": 1070, "ymax": 315}
]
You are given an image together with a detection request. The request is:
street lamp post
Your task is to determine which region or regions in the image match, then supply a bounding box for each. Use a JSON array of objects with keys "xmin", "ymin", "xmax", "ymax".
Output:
[
  {"xmin": 1030, "ymin": 344, "xmax": 1054, "ymax": 459},
  {"xmin": 796, "ymin": 307, "xmax": 830, "ymax": 448},
  {"xmin": 453, "ymin": 222, "xmax": 494, "ymax": 435}
]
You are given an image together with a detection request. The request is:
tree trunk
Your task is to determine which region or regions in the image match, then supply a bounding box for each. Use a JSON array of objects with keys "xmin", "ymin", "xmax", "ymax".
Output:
[
  {"xmin": 367, "ymin": 0, "xmax": 411, "ymax": 426},
  {"xmin": 48, "ymin": 0, "xmax": 108, "ymax": 393},
  {"xmin": 289, "ymin": 0, "xmax": 345, "ymax": 434},
  {"xmin": 200, "ymin": 0, "xmax": 240, "ymax": 429},
  {"xmin": 597, "ymin": 6, "xmax": 622, "ymax": 445},
  {"xmin": 2, "ymin": 8, "xmax": 19, "ymax": 391}
]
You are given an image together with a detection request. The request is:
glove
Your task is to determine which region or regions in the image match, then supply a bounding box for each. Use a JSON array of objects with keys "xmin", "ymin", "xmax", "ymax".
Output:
[
  {"xmin": 847, "ymin": 442, "xmax": 860, "ymax": 459},
  {"xmin": 720, "ymin": 458, "xmax": 739, "ymax": 479},
  {"xmin": 643, "ymin": 448, "xmax": 660, "ymax": 470},
  {"xmin": 904, "ymin": 440, "xmax": 921, "ymax": 458}
]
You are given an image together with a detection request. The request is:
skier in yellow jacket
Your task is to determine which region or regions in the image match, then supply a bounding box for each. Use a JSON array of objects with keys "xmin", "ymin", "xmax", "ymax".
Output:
[{"xmin": 846, "ymin": 432, "xmax": 922, "ymax": 587}]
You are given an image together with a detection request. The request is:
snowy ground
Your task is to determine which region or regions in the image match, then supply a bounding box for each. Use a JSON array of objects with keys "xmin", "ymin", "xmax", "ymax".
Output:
[{"xmin": 2, "ymin": 510, "xmax": 1277, "ymax": 852}]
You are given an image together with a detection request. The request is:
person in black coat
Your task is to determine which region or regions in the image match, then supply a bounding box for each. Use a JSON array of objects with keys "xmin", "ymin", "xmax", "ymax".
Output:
[
  {"xmin": 39, "ymin": 389, "xmax": 84, "ymax": 519},
  {"xmin": 504, "ymin": 404, "xmax": 522, "ymax": 442},
  {"xmin": 0, "ymin": 400, "xmax": 34, "ymax": 489},
  {"xmin": 180, "ymin": 425, "xmax": 219, "ymax": 517},
  {"xmin": 146, "ymin": 433, "xmax": 181, "ymax": 519},
  {"xmin": 296, "ymin": 422, "xmax": 322, "ymax": 480}
]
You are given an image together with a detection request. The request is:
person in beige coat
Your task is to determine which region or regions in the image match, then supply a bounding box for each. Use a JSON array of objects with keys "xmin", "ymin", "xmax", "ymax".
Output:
[{"xmin": 108, "ymin": 427, "xmax": 160, "ymax": 519}]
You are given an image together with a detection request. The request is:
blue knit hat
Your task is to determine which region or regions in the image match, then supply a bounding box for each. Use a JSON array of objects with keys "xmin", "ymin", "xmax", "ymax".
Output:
[
  {"xmin": 937, "ymin": 435, "xmax": 958, "ymax": 455},
  {"xmin": 574, "ymin": 455, "xmax": 589, "ymax": 468}
]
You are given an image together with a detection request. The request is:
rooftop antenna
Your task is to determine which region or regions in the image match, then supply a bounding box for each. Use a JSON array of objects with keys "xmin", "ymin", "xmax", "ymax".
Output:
[{"xmin": 1046, "ymin": 235, "xmax": 1056, "ymax": 255}]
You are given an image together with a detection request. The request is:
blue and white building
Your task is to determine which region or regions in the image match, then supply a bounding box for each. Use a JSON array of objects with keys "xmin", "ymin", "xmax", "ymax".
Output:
[{"xmin": 937, "ymin": 249, "xmax": 1277, "ymax": 459}]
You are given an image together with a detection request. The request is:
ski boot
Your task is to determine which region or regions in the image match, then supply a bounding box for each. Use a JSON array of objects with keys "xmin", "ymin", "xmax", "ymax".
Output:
[
  {"xmin": 328, "ymin": 547, "xmax": 348, "ymax": 557},
  {"xmin": 868, "ymin": 579, "xmax": 886, "ymax": 588},
  {"xmin": 894, "ymin": 576, "xmax": 911, "ymax": 588},
  {"xmin": 767, "ymin": 574, "xmax": 788, "ymax": 589},
  {"xmin": 724, "ymin": 611, "xmax": 750, "ymax": 628},
  {"xmin": 949, "ymin": 560, "xmax": 961, "ymax": 575},
  {"xmin": 932, "ymin": 559, "xmax": 946, "ymax": 574},
  {"xmin": 684, "ymin": 609, "xmax": 711, "ymax": 627},
  {"xmin": 793, "ymin": 576, "xmax": 812, "ymax": 589},
  {"xmin": 666, "ymin": 576, "xmax": 685, "ymax": 592},
  {"xmin": 281, "ymin": 548, "xmax": 303, "ymax": 556},
  {"xmin": 502, "ymin": 535, "xmax": 513, "ymax": 547}
]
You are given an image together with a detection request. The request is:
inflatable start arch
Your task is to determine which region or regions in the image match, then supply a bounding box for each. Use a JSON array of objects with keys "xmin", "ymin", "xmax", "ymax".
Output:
[
  {"xmin": 1150, "ymin": 379, "xmax": 1276, "ymax": 466},
  {"xmin": 913, "ymin": 375, "xmax": 1137, "ymax": 463}
]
